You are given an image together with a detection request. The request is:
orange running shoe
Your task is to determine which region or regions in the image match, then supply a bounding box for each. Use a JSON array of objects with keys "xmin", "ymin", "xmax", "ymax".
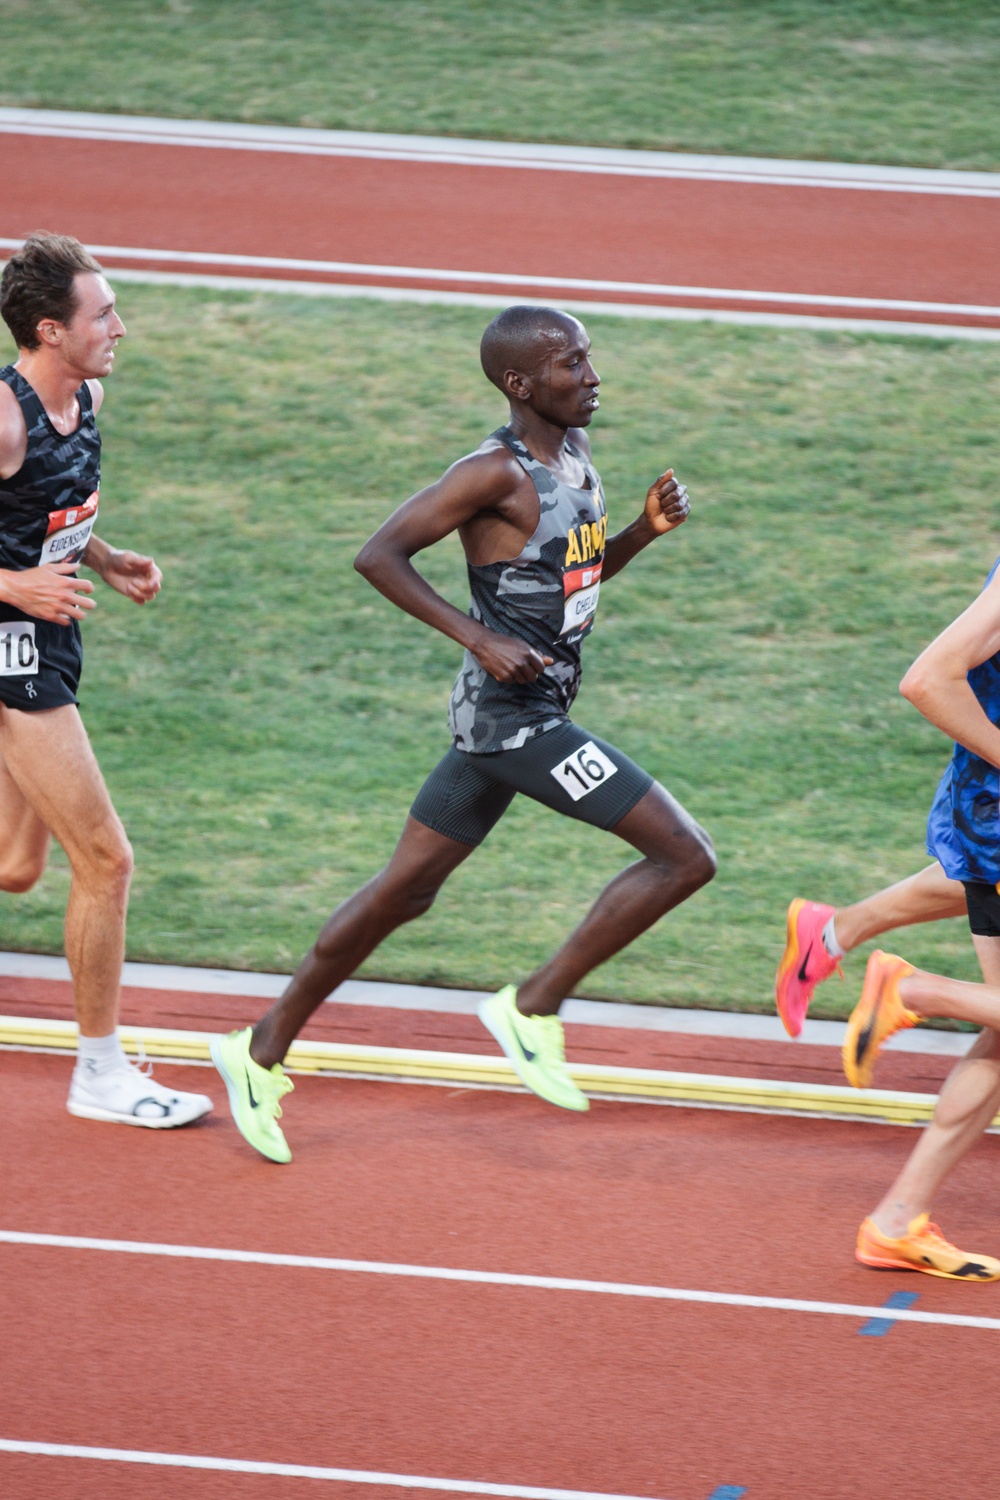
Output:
[
  {"xmin": 857, "ymin": 1214, "xmax": 1000, "ymax": 1281},
  {"xmin": 775, "ymin": 899, "xmax": 842, "ymax": 1038},
  {"xmin": 843, "ymin": 950, "xmax": 919, "ymax": 1088}
]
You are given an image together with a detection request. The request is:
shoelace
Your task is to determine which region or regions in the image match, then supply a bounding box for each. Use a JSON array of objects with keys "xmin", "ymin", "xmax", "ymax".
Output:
[
  {"xmin": 264, "ymin": 1070, "xmax": 294, "ymax": 1118},
  {"xmin": 918, "ymin": 1222, "xmax": 954, "ymax": 1251},
  {"xmin": 534, "ymin": 1015, "xmax": 566, "ymax": 1062}
]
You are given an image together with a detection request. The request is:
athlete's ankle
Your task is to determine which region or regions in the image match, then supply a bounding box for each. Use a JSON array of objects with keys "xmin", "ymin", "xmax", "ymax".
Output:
[
  {"xmin": 821, "ymin": 913, "xmax": 846, "ymax": 959},
  {"xmin": 515, "ymin": 988, "xmax": 563, "ymax": 1018},
  {"xmin": 248, "ymin": 1024, "xmax": 283, "ymax": 1071}
]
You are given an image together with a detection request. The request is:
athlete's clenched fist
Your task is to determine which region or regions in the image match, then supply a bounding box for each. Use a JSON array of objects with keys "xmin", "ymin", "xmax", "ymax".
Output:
[
  {"xmin": 643, "ymin": 469, "xmax": 690, "ymax": 535},
  {"xmin": 472, "ymin": 628, "xmax": 554, "ymax": 685}
]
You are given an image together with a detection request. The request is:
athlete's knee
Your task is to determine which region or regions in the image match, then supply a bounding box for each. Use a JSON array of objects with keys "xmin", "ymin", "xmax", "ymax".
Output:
[
  {"xmin": 0, "ymin": 848, "xmax": 48, "ymax": 893},
  {"xmin": 386, "ymin": 875, "xmax": 445, "ymax": 924},
  {"xmin": 70, "ymin": 823, "xmax": 134, "ymax": 895},
  {"xmin": 358, "ymin": 864, "xmax": 449, "ymax": 928},
  {"xmin": 652, "ymin": 820, "xmax": 716, "ymax": 890},
  {"xmin": 686, "ymin": 823, "xmax": 717, "ymax": 887}
]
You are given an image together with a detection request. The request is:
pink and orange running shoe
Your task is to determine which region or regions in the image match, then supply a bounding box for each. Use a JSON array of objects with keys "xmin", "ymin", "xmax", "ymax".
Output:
[
  {"xmin": 856, "ymin": 1213, "xmax": 1000, "ymax": 1281},
  {"xmin": 775, "ymin": 898, "xmax": 842, "ymax": 1038}
]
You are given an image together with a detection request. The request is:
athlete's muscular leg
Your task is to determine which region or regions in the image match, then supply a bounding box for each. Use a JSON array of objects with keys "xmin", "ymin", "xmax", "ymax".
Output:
[
  {"xmin": 0, "ymin": 704, "xmax": 133, "ymax": 1036},
  {"xmin": 0, "ymin": 737, "xmax": 50, "ymax": 892},
  {"xmin": 516, "ymin": 782, "xmax": 716, "ymax": 1017},
  {"xmin": 869, "ymin": 934, "xmax": 1000, "ymax": 1238},
  {"xmin": 832, "ymin": 862, "xmax": 966, "ymax": 953},
  {"xmin": 250, "ymin": 817, "xmax": 475, "ymax": 1069}
]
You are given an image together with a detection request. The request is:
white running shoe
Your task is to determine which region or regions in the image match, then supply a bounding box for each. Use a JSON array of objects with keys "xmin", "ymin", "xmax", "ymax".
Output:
[{"xmin": 67, "ymin": 1057, "xmax": 213, "ymax": 1128}]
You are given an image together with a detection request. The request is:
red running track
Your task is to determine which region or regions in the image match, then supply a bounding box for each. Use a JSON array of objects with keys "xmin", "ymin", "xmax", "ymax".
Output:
[
  {"xmin": 4, "ymin": 1048, "xmax": 1000, "ymax": 1499},
  {"xmin": 2, "ymin": 128, "xmax": 999, "ymax": 327}
]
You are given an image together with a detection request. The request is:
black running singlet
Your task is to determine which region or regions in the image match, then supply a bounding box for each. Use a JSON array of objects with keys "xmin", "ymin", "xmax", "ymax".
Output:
[
  {"xmin": 0, "ymin": 365, "xmax": 101, "ymax": 709},
  {"xmin": 448, "ymin": 426, "xmax": 607, "ymax": 754}
]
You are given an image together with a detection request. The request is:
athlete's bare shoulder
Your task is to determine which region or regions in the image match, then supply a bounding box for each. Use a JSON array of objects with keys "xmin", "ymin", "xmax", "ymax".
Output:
[
  {"xmin": 437, "ymin": 440, "xmax": 527, "ymax": 514},
  {"xmin": 0, "ymin": 378, "xmax": 27, "ymax": 480}
]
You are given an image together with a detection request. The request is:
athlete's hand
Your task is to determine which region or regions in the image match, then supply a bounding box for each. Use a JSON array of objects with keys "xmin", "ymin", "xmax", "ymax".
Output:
[
  {"xmin": 472, "ymin": 630, "xmax": 554, "ymax": 685},
  {"xmin": 643, "ymin": 469, "xmax": 690, "ymax": 535},
  {"xmin": 98, "ymin": 549, "xmax": 163, "ymax": 605},
  {"xmin": 0, "ymin": 562, "xmax": 96, "ymax": 625}
]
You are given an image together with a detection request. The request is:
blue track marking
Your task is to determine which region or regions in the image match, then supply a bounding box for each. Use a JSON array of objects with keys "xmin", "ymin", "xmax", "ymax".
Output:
[
  {"xmin": 708, "ymin": 1488, "xmax": 747, "ymax": 1499},
  {"xmin": 859, "ymin": 1290, "xmax": 920, "ymax": 1335}
]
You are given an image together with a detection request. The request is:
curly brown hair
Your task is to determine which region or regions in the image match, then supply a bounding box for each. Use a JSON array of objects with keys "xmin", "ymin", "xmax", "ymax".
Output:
[{"xmin": 1, "ymin": 232, "xmax": 104, "ymax": 351}]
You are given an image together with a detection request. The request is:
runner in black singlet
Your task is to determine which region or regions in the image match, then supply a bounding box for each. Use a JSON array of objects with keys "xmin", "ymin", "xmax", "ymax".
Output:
[
  {"xmin": 0, "ymin": 233, "xmax": 211, "ymax": 1129},
  {"xmin": 213, "ymin": 305, "xmax": 715, "ymax": 1163}
]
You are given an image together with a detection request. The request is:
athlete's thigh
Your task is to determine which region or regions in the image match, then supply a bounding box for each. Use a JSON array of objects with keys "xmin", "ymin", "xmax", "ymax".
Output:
[
  {"xmin": 410, "ymin": 746, "xmax": 518, "ymax": 848},
  {"xmin": 0, "ymin": 721, "xmax": 50, "ymax": 855},
  {"xmin": 0, "ymin": 703, "xmax": 124, "ymax": 858}
]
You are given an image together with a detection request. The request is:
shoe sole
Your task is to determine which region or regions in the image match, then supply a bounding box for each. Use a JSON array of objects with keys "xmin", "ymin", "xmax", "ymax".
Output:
[
  {"xmin": 478, "ymin": 998, "xmax": 589, "ymax": 1112},
  {"xmin": 775, "ymin": 898, "xmax": 809, "ymax": 1038},
  {"xmin": 855, "ymin": 1246, "xmax": 1000, "ymax": 1281},
  {"xmin": 67, "ymin": 1097, "xmax": 212, "ymax": 1128},
  {"xmin": 209, "ymin": 1035, "xmax": 291, "ymax": 1163}
]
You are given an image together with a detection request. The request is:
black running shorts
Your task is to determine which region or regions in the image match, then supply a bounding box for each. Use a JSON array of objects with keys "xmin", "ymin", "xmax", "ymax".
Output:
[
  {"xmin": 963, "ymin": 881, "xmax": 1000, "ymax": 938},
  {"xmin": 0, "ymin": 616, "xmax": 81, "ymax": 712},
  {"xmin": 410, "ymin": 720, "xmax": 655, "ymax": 847}
]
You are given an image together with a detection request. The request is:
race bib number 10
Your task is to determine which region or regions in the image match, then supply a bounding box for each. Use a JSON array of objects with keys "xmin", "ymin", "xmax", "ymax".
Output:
[
  {"xmin": 550, "ymin": 740, "xmax": 618, "ymax": 802},
  {"xmin": 0, "ymin": 622, "xmax": 38, "ymax": 676}
]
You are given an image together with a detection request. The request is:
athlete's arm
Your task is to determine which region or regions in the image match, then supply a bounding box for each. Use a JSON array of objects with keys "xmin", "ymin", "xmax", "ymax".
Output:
[
  {"xmin": 0, "ymin": 383, "xmax": 96, "ymax": 623},
  {"xmin": 82, "ymin": 535, "xmax": 162, "ymax": 605},
  {"xmin": 901, "ymin": 572, "xmax": 1000, "ymax": 769},
  {"xmin": 601, "ymin": 470, "xmax": 690, "ymax": 582},
  {"xmin": 355, "ymin": 449, "xmax": 554, "ymax": 685}
]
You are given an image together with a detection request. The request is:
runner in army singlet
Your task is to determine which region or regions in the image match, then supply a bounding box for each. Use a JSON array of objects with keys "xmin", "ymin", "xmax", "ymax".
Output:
[{"xmin": 212, "ymin": 305, "xmax": 716, "ymax": 1164}]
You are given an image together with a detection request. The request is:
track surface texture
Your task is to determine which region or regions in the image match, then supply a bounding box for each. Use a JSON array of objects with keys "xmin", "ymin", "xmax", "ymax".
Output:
[
  {"xmin": 1, "ymin": 116, "xmax": 998, "ymax": 330},
  {"xmin": 4, "ymin": 1048, "xmax": 1000, "ymax": 1499}
]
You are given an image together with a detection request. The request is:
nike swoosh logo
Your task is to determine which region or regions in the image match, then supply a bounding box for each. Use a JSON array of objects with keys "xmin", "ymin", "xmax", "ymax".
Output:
[
  {"xmin": 512, "ymin": 1028, "xmax": 536, "ymax": 1063},
  {"xmin": 245, "ymin": 1069, "xmax": 261, "ymax": 1109},
  {"xmin": 798, "ymin": 942, "xmax": 812, "ymax": 983}
]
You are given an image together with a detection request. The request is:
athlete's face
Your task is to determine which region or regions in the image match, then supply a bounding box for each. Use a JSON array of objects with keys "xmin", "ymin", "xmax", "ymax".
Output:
[
  {"xmin": 55, "ymin": 272, "xmax": 126, "ymax": 378},
  {"xmin": 531, "ymin": 321, "xmax": 600, "ymax": 427}
]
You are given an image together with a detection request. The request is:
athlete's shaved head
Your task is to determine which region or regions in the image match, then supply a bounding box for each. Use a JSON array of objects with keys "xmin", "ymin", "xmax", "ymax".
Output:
[{"xmin": 480, "ymin": 305, "xmax": 584, "ymax": 392}]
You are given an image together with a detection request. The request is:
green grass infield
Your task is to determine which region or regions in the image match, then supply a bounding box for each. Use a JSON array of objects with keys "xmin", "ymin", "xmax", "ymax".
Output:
[
  {"xmin": 2, "ymin": 286, "xmax": 999, "ymax": 1016},
  {"xmin": 1, "ymin": 0, "xmax": 999, "ymax": 170}
]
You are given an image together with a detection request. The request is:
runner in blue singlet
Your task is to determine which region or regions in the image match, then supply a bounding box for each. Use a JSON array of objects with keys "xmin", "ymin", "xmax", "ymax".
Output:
[{"xmin": 828, "ymin": 558, "xmax": 1000, "ymax": 1280}]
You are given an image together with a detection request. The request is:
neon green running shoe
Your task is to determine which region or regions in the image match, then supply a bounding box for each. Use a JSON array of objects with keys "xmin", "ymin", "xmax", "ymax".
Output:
[
  {"xmin": 478, "ymin": 985, "xmax": 589, "ymax": 1112},
  {"xmin": 210, "ymin": 1027, "xmax": 294, "ymax": 1163}
]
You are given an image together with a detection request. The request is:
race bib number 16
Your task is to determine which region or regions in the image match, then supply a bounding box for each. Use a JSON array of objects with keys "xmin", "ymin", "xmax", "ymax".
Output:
[
  {"xmin": 550, "ymin": 740, "xmax": 618, "ymax": 802},
  {"xmin": 0, "ymin": 622, "xmax": 38, "ymax": 676}
]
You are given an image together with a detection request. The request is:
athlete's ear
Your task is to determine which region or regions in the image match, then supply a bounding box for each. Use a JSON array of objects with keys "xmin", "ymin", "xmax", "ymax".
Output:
[
  {"xmin": 503, "ymin": 368, "xmax": 532, "ymax": 401},
  {"xmin": 35, "ymin": 318, "xmax": 62, "ymax": 348}
]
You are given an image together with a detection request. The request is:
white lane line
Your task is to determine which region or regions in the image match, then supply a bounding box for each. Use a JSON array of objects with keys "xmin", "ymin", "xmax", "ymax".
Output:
[
  {"xmin": 1, "ymin": 239, "xmax": 994, "ymax": 320},
  {"xmin": 2, "ymin": 108, "xmax": 999, "ymax": 196},
  {"xmin": 4, "ymin": 1229, "xmax": 999, "ymax": 1330},
  {"xmin": 55, "ymin": 268, "xmax": 1000, "ymax": 342},
  {"xmin": 0, "ymin": 1440, "xmax": 668, "ymax": 1499}
]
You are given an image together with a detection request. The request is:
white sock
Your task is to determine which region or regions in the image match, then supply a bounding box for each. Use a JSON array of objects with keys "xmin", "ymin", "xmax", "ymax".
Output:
[
  {"xmin": 76, "ymin": 1031, "xmax": 128, "ymax": 1077},
  {"xmin": 821, "ymin": 916, "xmax": 845, "ymax": 960}
]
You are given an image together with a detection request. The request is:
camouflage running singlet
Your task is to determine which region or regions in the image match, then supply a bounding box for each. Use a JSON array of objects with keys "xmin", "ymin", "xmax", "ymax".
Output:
[{"xmin": 449, "ymin": 425, "xmax": 607, "ymax": 754}]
